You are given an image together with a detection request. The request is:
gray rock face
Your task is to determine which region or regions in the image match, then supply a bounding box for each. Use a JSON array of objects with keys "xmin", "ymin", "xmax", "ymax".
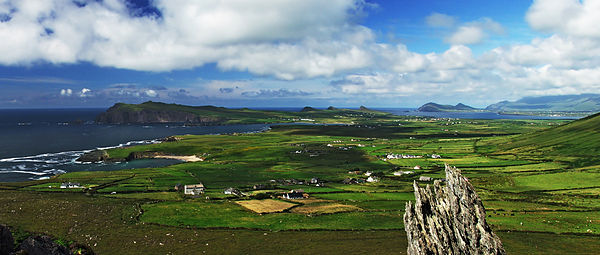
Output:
[
  {"xmin": 403, "ymin": 164, "xmax": 506, "ymax": 255},
  {"xmin": 16, "ymin": 235, "xmax": 70, "ymax": 255},
  {"xmin": 0, "ymin": 225, "xmax": 14, "ymax": 255},
  {"xmin": 76, "ymin": 149, "xmax": 109, "ymax": 163}
]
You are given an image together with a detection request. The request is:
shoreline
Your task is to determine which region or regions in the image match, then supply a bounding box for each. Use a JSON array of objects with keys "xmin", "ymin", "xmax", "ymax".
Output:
[{"xmin": 152, "ymin": 155, "xmax": 204, "ymax": 162}]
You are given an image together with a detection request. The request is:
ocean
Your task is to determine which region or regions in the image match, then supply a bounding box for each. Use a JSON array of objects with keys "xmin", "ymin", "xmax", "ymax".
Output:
[
  {"xmin": 0, "ymin": 108, "xmax": 579, "ymax": 182},
  {"xmin": 0, "ymin": 108, "xmax": 271, "ymax": 182}
]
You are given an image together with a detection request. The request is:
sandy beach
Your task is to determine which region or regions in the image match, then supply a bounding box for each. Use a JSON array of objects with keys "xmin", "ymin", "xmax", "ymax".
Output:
[{"xmin": 153, "ymin": 155, "xmax": 204, "ymax": 162}]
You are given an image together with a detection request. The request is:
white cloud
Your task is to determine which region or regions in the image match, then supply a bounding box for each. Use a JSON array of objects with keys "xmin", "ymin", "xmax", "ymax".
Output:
[
  {"xmin": 0, "ymin": 0, "xmax": 372, "ymax": 79},
  {"xmin": 425, "ymin": 13, "xmax": 456, "ymax": 28},
  {"xmin": 526, "ymin": 0, "xmax": 600, "ymax": 38},
  {"xmin": 79, "ymin": 88, "xmax": 91, "ymax": 97},
  {"xmin": 144, "ymin": 89, "xmax": 158, "ymax": 97},
  {"xmin": 1, "ymin": 0, "xmax": 600, "ymax": 106},
  {"xmin": 60, "ymin": 88, "xmax": 72, "ymax": 96},
  {"xmin": 445, "ymin": 18, "xmax": 504, "ymax": 45}
]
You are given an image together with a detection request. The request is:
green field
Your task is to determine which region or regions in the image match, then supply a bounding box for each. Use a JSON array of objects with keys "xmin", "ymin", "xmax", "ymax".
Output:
[{"xmin": 1, "ymin": 111, "xmax": 599, "ymax": 254}]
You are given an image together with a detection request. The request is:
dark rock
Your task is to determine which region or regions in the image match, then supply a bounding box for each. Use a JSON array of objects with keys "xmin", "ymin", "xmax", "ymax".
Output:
[
  {"xmin": 0, "ymin": 225, "xmax": 14, "ymax": 255},
  {"xmin": 326, "ymin": 106, "xmax": 338, "ymax": 110},
  {"xmin": 16, "ymin": 236, "xmax": 69, "ymax": 255},
  {"xmin": 126, "ymin": 151, "xmax": 160, "ymax": 161},
  {"xmin": 160, "ymin": 136, "xmax": 181, "ymax": 142},
  {"xmin": 69, "ymin": 243, "xmax": 95, "ymax": 255},
  {"xmin": 359, "ymin": 105, "xmax": 370, "ymax": 111},
  {"xmin": 76, "ymin": 150, "xmax": 109, "ymax": 163},
  {"xmin": 403, "ymin": 164, "xmax": 506, "ymax": 255}
]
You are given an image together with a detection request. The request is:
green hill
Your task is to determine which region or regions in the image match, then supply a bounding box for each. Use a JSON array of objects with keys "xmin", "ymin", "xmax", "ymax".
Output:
[
  {"xmin": 486, "ymin": 94, "xmax": 600, "ymax": 112},
  {"xmin": 483, "ymin": 112, "xmax": 600, "ymax": 166}
]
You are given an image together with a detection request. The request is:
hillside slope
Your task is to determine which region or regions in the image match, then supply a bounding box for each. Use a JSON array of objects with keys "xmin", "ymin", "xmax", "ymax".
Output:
[
  {"xmin": 483, "ymin": 112, "xmax": 600, "ymax": 166},
  {"xmin": 486, "ymin": 94, "xmax": 600, "ymax": 112}
]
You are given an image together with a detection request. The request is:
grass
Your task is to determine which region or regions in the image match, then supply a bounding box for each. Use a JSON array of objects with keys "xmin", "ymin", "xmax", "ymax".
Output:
[
  {"xmin": 2, "ymin": 112, "xmax": 600, "ymax": 253},
  {"xmin": 290, "ymin": 202, "xmax": 362, "ymax": 215}
]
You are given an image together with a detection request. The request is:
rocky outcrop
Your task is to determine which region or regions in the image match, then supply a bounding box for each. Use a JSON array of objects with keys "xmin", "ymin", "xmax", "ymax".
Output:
[
  {"xmin": 0, "ymin": 225, "xmax": 13, "ymax": 255},
  {"xmin": 403, "ymin": 164, "xmax": 506, "ymax": 255},
  {"xmin": 160, "ymin": 136, "xmax": 181, "ymax": 142},
  {"xmin": 126, "ymin": 151, "xmax": 161, "ymax": 161},
  {"xmin": 16, "ymin": 236, "xmax": 70, "ymax": 255},
  {"xmin": 76, "ymin": 150, "xmax": 109, "ymax": 163}
]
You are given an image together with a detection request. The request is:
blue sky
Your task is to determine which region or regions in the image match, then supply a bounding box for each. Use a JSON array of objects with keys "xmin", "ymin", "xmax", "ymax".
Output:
[{"xmin": 1, "ymin": 0, "xmax": 599, "ymax": 108}]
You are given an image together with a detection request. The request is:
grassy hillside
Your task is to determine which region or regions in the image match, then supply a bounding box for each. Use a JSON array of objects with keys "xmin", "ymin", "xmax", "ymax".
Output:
[
  {"xmin": 486, "ymin": 94, "xmax": 600, "ymax": 112},
  {"xmin": 479, "ymin": 112, "xmax": 600, "ymax": 166}
]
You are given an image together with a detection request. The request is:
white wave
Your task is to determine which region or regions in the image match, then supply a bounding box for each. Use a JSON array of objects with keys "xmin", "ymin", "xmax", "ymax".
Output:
[
  {"xmin": 0, "ymin": 170, "xmax": 47, "ymax": 176},
  {"xmin": 31, "ymin": 176, "xmax": 50, "ymax": 180}
]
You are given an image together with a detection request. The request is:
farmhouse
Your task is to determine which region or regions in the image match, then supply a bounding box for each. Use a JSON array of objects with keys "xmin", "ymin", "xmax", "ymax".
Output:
[
  {"xmin": 184, "ymin": 183, "xmax": 205, "ymax": 195},
  {"xmin": 413, "ymin": 165, "xmax": 422, "ymax": 170},
  {"xmin": 367, "ymin": 176, "xmax": 379, "ymax": 183},
  {"xmin": 283, "ymin": 190, "xmax": 305, "ymax": 199},
  {"xmin": 310, "ymin": 177, "xmax": 321, "ymax": 184},
  {"xmin": 393, "ymin": 171, "xmax": 414, "ymax": 176},
  {"xmin": 431, "ymin": 154, "xmax": 442, "ymax": 159},
  {"xmin": 224, "ymin": 187, "xmax": 243, "ymax": 196},
  {"xmin": 60, "ymin": 182, "xmax": 81, "ymax": 189}
]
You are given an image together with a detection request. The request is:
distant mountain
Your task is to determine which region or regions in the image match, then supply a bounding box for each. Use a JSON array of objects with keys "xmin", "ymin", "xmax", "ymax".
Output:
[
  {"xmin": 300, "ymin": 106, "xmax": 318, "ymax": 112},
  {"xmin": 417, "ymin": 102, "xmax": 477, "ymax": 112},
  {"xmin": 486, "ymin": 94, "xmax": 600, "ymax": 112}
]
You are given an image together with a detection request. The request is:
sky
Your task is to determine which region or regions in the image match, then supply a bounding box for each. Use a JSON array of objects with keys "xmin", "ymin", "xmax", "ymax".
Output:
[{"xmin": 1, "ymin": 0, "xmax": 599, "ymax": 108}]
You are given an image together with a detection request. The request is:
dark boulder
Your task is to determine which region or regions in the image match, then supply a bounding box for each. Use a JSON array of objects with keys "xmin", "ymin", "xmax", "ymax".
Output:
[
  {"xmin": 76, "ymin": 150, "xmax": 109, "ymax": 163},
  {"xmin": 160, "ymin": 136, "xmax": 181, "ymax": 142},
  {"xmin": 0, "ymin": 225, "xmax": 14, "ymax": 255},
  {"xmin": 126, "ymin": 151, "xmax": 160, "ymax": 161},
  {"xmin": 16, "ymin": 236, "xmax": 69, "ymax": 255},
  {"xmin": 403, "ymin": 164, "xmax": 506, "ymax": 255}
]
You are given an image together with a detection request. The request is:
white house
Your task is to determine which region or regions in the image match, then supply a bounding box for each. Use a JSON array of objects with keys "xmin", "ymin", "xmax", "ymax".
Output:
[
  {"xmin": 60, "ymin": 182, "xmax": 81, "ymax": 189},
  {"xmin": 366, "ymin": 176, "xmax": 379, "ymax": 183},
  {"xmin": 184, "ymin": 183, "xmax": 205, "ymax": 195}
]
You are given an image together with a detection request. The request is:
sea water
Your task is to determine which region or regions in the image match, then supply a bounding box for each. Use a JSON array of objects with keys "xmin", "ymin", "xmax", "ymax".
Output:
[
  {"xmin": 0, "ymin": 108, "xmax": 271, "ymax": 182},
  {"xmin": 0, "ymin": 108, "xmax": 579, "ymax": 182}
]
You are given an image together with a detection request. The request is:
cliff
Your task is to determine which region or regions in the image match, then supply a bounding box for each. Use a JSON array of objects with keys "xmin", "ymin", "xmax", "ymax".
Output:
[
  {"xmin": 95, "ymin": 102, "xmax": 223, "ymax": 124},
  {"xmin": 403, "ymin": 164, "xmax": 505, "ymax": 255}
]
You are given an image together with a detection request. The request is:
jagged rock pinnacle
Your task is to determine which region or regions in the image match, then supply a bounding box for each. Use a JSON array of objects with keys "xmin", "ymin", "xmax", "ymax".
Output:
[{"xmin": 403, "ymin": 164, "xmax": 506, "ymax": 255}]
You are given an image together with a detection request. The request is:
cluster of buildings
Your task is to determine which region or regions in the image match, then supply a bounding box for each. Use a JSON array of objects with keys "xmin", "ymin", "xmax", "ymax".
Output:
[
  {"xmin": 60, "ymin": 182, "xmax": 81, "ymax": 189},
  {"xmin": 386, "ymin": 154, "xmax": 423, "ymax": 159}
]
